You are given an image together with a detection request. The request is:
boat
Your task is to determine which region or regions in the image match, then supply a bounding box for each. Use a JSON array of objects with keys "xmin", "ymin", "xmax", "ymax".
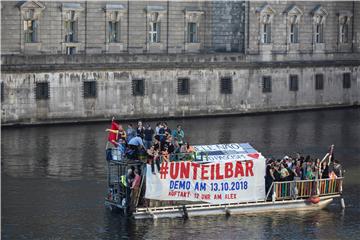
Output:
[{"xmin": 104, "ymin": 142, "xmax": 344, "ymax": 219}]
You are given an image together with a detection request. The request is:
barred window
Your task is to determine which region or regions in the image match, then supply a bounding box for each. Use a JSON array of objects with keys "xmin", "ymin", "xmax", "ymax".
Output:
[
  {"xmin": 132, "ymin": 79, "xmax": 145, "ymax": 96},
  {"xmin": 262, "ymin": 76, "xmax": 272, "ymax": 93},
  {"xmin": 289, "ymin": 75, "xmax": 299, "ymax": 91},
  {"xmin": 343, "ymin": 73, "xmax": 351, "ymax": 89},
  {"xmin": 220, "ymin": 77, "xmax": 232, "ymax": 94},
  {"xmin": 35, "ymin": 82, "xmax": 49, "ymax": 100},
  {"xmin": 177, "ymin": 78, "xmax": 190, "ymax": 95},
  {"xmin": 315, "ymin": 74, "xmax": 324, "ymax": 90},
  {"xmin": 84, "ymin": 81, "xmax": 97, "ymax": 98}
]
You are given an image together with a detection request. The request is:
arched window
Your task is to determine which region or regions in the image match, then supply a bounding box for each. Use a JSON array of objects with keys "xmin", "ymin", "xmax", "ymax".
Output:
[
  {"xmin": 312, "ymin": 6, "xmax": 328, "ymax": 44},
  {"xmin": 19, "ymin": 1, "xmax": 45, "ymax": 43},
  {"xmin": 256, "ymin": 4, "xmax": 276, "ymax": 44},
  {"xmin": 338, "ymin": 12, "xmax": 352, "ymax": 44},
  {"xmin": 105, "ymin": 4, "xmax": 126, "ymax": 44},
  {"xmin": 146, "ymin": 6, "xmax": 166, "ymax": 44},
  {"xmin": 285, "ymin": 5, "xmax": 303, "ymax": 44}
]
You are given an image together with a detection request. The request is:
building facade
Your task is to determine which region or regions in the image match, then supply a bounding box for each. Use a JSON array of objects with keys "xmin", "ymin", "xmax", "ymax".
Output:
[
  {"xmin": 2, "ymin": 1, "xmax": 246, "ymax": 54},
  {"xmin": 1, "ymin": 1, "xmax": 360, "ymax": 125}
]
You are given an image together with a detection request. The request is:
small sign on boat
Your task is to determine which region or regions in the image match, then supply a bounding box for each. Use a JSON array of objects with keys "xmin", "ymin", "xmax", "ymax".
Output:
[{"xmin": 193, "ymin": 143, "xmax": 262, "ymax": 162}]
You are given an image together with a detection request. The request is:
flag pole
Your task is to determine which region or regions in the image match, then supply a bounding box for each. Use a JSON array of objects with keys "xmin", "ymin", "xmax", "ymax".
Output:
[{"xmin": 327, "ymin": 144, "xmax": 334, "ymax": 166}]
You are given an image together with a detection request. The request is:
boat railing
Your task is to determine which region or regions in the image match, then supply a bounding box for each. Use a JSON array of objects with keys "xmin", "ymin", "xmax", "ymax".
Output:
[
  {"xmin": 159, "ymin": 152, "xmax": 209, "ymax": 162},
  {"xmin": 267, "ymin": 177, "xmax": 344, "ymax": 201},
  {"xmin": 106, "ymin": 147, "xmax": 125, "ymax": 161},
  {"xmin": 106, "ymin": 146, "xmax": 208, "ymax": 163}
]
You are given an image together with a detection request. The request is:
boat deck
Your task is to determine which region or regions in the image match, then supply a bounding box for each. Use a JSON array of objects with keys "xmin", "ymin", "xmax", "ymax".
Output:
[{"xmin": 133, "ymin": 194, "xmax": 341, "ymax": 219}]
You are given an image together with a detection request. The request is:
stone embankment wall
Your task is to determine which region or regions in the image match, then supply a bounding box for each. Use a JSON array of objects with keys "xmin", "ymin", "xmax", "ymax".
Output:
[{"xmin": 2, "ymin": 54, "xmax": 359, "ymax": 125}]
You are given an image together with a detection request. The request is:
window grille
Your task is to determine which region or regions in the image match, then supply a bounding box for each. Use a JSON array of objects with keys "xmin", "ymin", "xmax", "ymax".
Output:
[
  {"xmin": 289, "ymin": 75, "xmax": 299, "ymax": 91},
  {"xmin": 315, "ymin": 74, "xmax": 324, "ymax": 90},
  {"xmin": 132, "ymin": 79, "xmax": 145, "ymax": 96},
  {"xmin": 220, "ymin": 77, "xmax": 232, "ymax": 94},
  {"xmin": 35, "ymin": 82, "xmax": 49, "ymax": 100},
  {"xmin": 262, "ymin": 76, "xmax": 272, "ymax": 93},
  {"xmin": 343, "ymin": 73, "xmax": 351, "ymax": 89},
  {"xmin": 84, "ymin": 81, "xmax": 97, "ymax": 98},
  {"xmin": 177, "ymin": 78, "xmax": 190, "ymax": 95}
]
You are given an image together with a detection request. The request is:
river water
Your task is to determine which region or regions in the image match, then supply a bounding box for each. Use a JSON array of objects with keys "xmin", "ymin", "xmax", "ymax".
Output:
[{"xmin": 2, "ymin": 108, "xmax": 360, "ymax": 239}]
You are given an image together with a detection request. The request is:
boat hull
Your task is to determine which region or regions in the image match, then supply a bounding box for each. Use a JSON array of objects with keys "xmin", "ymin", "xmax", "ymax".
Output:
[{"xmin": 133, "ymin": 195, "xmax": 340, "ymax": 219}]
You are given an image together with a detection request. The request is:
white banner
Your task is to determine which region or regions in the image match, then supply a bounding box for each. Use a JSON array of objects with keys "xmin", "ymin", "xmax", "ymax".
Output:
[
  {"xmin": 145, "ymin": 158, "xmax": 265, "ymax": 204},
  {"xmin": 193, "ymin": 143, "xmax": 261, "ymax": 162}
]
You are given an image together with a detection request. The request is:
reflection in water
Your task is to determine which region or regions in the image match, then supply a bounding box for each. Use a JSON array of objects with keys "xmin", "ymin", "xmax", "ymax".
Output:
[
  {"xmin": 101, "ymin": 209, "xmax": 357, "ymax": 240},
  {"xmin": 313, "ymin": 110, "xmax": 325, "ymax": 144},
  {"xmin": 218, "ymin": 118, "xmax": 232, "ymax": 143},
  {"xmin": 261, "ymin": 115, "xmax": 273, "ymax": 150},
  {"xmin": 2, "ymin": 108, "xmax": 360, "ymax": 239},
  {"xmin": 34, "ymin": 132, "xmax": 50, "ymax": 177}
]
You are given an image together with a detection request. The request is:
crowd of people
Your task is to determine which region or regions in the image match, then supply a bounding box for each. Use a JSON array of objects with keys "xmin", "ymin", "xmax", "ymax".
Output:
[
  {"xmin": 107, "ymin": 120, "xmax": 196, "ymax": 209},
  {"xmin": 265, "ymin": 152, "xmax": 343, "ymax": 194},
  {"xmin": 107, "ymin": 121, "xmax": 195, "ymax": 174}
]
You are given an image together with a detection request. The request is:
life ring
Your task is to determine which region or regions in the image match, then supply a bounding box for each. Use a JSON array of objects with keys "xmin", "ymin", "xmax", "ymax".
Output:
[{"xmin": 309, "ymin": 196, "xmax": 320, "ymax": 204}]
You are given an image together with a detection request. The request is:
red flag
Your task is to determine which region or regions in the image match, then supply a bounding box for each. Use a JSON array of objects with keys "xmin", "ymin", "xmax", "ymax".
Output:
[{"xmin": 108, "ymin": 120, "xmax": 120, "ymax": 147}]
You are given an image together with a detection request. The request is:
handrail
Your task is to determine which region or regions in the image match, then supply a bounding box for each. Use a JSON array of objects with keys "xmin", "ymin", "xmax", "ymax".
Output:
[
  {"xmin": 106, "ymin": 146, "xmax": 209, "ymax": 163},
  {"xmin": 272, "ymin": 178, "xmax": 343, "ymax": 200},
  {"xmin": 159, "ymin": 152, "xmax": 202, "ymax": 162},
  {"xmin": 271, "ymin": 177, "xmax": 344, "ymax": 185},
  {"xmin": 265, "ymin": 181, "xmax": 274, "ymax": 201}
]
